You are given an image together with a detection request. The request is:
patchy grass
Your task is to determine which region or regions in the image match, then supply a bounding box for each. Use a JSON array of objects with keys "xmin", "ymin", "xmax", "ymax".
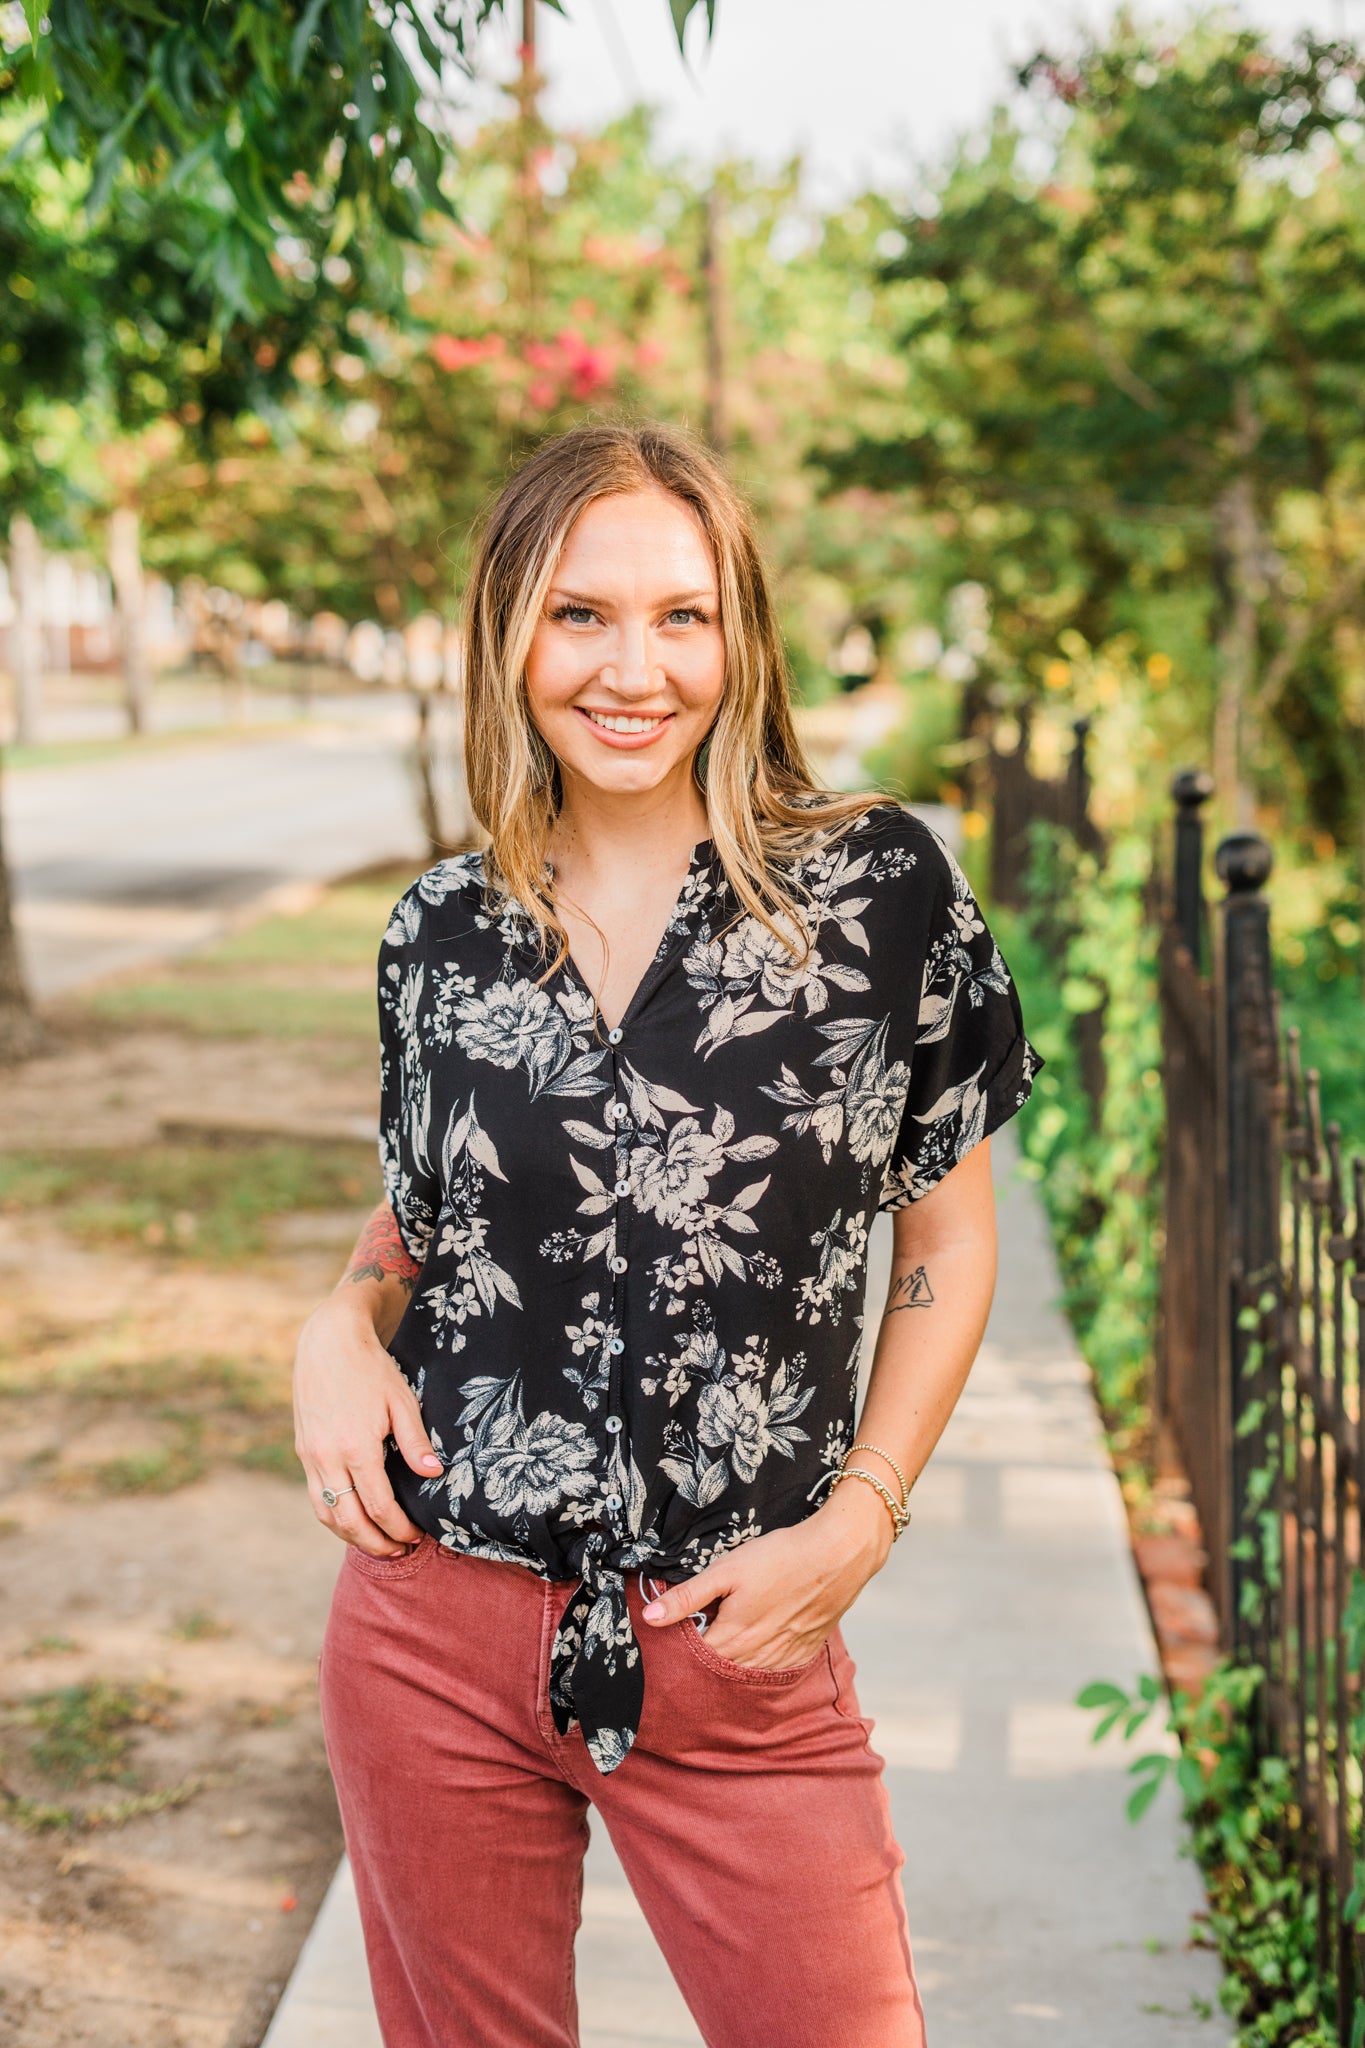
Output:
[
  {"xmin": 79, "ymin": 868, "xmax": 416, "ymax": 1042},
  {"xmin": 1, "ymin": 1777, "xmax": 205, "ymax": 1836},
  {"xmin": 167, "ymin": 1609, "xmax": 232, "ymax": 1642},
  {"xmin": 0, "ymin": 1140, "xmax": 378, "ymax": 1263},
  {"xmin": 0, "ymin": 1347, "xmax": 302, "ymax": 1495},
  {"xmin": 85, "ymin": 1419, "xmax": 208, "ymax": 1497},
  {"xmin": 85, "ymin": 976, "xmax": 379, "ymax": 1040},
  {"xmin": 14, "ymin": 1678, "xmax": 176, "ymax": 1788}
]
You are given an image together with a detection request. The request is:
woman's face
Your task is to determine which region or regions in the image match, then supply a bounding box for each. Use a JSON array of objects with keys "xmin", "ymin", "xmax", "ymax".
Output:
[{"xmin": 525, "ymin": 487, "xmax": 726, "ymax": 803}]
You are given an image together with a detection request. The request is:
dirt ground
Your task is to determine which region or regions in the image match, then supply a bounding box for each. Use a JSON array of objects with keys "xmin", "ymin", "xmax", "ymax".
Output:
[{"xmin": 0, "ymin": 940, "xmax": 390, "ymax": 2045}]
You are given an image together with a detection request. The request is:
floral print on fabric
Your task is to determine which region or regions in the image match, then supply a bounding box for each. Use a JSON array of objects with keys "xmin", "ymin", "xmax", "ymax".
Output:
[{"xmin": 377, "ymin": 805, "xmax": 1040, "ymax": 1773}]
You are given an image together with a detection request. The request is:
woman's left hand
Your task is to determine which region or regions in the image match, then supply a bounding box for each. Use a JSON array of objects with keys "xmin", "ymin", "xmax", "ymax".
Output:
[{"xmin": 639, "ymin": 1478, "xmax": 895, "ymax": 1669}]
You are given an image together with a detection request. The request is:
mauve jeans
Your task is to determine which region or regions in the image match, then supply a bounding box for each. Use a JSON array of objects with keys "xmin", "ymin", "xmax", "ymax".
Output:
[{"xmin": 319, "ymin": 1534, "xmax": 928, "ymax": 2048}]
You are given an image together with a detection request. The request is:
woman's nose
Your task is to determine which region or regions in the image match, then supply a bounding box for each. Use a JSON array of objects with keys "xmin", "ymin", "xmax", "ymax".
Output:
[{"xmin": 605, "ymin": 623, "xmax": 662, "ymax": 699}]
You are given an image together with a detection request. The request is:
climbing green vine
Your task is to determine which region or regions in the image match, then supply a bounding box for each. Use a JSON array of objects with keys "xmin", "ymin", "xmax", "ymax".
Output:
[
  {"xmin": 994, "ymin": 822, "xmax": 1164, "ymax": 1480},
  {"xmin": 1083, "ymin": 1662, "xmax": 1339, "ymax": 2045}
]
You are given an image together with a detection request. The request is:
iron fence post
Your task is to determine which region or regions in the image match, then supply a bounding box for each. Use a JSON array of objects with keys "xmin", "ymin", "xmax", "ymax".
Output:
[
  {"xmin": 1214, "ymin": 830, "xmax": 1277, "ymax": 1651},
  {"xmin": 1171, "ymin": 767, "xmax": 1214, "ymax": 970}
]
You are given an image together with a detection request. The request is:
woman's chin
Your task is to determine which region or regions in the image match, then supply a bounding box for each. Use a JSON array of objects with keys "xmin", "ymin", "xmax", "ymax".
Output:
[{"xmin": 557, "ymin": 746, "xmax": 694, "ymax": 799}]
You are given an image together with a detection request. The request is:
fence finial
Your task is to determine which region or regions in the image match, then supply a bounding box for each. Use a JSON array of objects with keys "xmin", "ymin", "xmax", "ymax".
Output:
[
  {"xmin": 1215, "ymin": 832, "xmax": 1273, "ymax": 894},
  {"xmin": 1171, "ymin": 767, "xmax": 1214, "ymax": 809}
]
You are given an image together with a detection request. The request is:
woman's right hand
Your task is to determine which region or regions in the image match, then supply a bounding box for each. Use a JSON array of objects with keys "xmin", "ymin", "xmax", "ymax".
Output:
[{"xmin": 293, "ymin": 1289, "xmax": 444, "ymax": 1556}]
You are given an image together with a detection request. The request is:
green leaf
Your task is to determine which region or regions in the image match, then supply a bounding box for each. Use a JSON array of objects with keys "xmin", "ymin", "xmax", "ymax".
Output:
[
  {"xmin": 1235, "ymin": 1397, "xmax": 1266, "ymax": 1438},
  {"xmin": 1125, "ymin": 1758, "xmax": 1170, "ymax": 1823},
  {"xmin": 668, "ymin": 0, "xmax": 717, "ymax": 52},
  {"xmin": 1061, "ymin": 976, "xmax": 1106, "ymax": 1014},
  {"xmin": 22, "ymin": 0, "xmax": 44, "ymax": 43},
  {"xmin": 1076, "ymin": 1679, "xmax": 1129, "ymax": 1709}
]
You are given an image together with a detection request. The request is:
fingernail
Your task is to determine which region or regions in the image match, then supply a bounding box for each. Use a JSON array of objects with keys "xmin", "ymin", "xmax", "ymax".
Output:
[
  {"xmin": 642, "ymin": 1600, "xmax": 665, "ymax": 1622},
  {"xmin": 421, "ymin": 1455, "xmax": 442, "ymax": 1472}
]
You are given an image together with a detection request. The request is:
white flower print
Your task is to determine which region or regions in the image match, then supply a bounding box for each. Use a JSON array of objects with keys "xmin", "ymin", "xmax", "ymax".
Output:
[
  {"xmin": 845, "ymin": 1035, "xmax": 912, "ymax": 1167},
  {"xmin": 562, "ymin": 1291, "xmax": 616, "ymax": 1409},
  {"xmin": 453, "ymin": 976, "xmax": 609, "ymax": 1099},
  {"xmin": 417, "ymin": 852, "xmax": 485, "ymax": 905},
  {"xmin": 395, "ymin": 962, "xmax": 425, "ymax": 1045},
  {"xmin": 416, "ymin": 1095, "xmax": 520, "ymax": 1349},
  {"xmin": 719, "ymin": 915, "xmax": 810, "ymax": 1006},
  {"xmin": 455, "ymin": 978, "xmax": 565, "ymax": 1073},
  {"xmin": 384, "ymin": 892, "xmax": 423, "ymax": 947},
  {"xmin": 480, "ymin": 1411, "xmax": 599, "ymax": 1517},
  {"xmin": 632, "ymin": 1117, "xmax": 729, "ymax": 1226},
  {"xmin": 761, "ymin": 1018, "xmax": 908, "ymax": 1172},
  {"xmin": 796, "ymin": 1209, "xmax": 869, "ymax": 1325},
  {"xmin": 696, "ymin": 1378, "xmax": 771, "ymax": 1484}
]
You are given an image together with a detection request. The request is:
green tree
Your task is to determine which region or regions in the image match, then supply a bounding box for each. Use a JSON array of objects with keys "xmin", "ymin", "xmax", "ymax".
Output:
[
  {"xmin": 0, "ymin": 2, "xmax": 712, "ymax": 1059},
  {"xmin": 826, "ymin": 20, "xmax": 1365, "ymax": 844},
  {"xmin": 128, "ymin": 111, "xmax": 915, "ymax": 686}
]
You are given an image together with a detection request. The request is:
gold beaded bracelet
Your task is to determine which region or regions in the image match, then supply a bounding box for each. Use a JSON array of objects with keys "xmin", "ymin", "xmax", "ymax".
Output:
[
  {"xmin": 831, "ymin": 1465, "xmax": 909, "ymax": 1540},
  {"xmin": 846, "ymin": 1441, "xmax": 912, "ymax": 1516}
]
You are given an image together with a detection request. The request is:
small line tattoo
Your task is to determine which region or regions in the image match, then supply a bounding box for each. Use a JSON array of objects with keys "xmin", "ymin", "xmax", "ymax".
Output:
[{"xmin": 888, "ymin": 1264, "xmax": 935, "ymax": 1313}]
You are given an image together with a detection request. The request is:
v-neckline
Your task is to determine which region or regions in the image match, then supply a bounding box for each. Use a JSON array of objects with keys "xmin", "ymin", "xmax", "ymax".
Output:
[{"xmin": 554, "ymin": 836, "xmax": 714, "ymax": 1037}]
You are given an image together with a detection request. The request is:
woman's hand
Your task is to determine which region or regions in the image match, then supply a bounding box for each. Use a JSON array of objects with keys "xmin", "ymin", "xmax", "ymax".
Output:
[
  {"xmin": 293, "ymin": 1289, "xmax": 443, "ymax": 1557},
  {"xmin": 639, "ymin": 1479, "xmax": 894, "ymax": 1669}
]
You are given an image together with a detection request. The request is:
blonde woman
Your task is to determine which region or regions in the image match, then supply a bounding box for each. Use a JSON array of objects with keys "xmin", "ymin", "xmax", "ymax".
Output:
[{"xmin": 294, "ymin": 423, "xmax": 1038, "ymax": 2048}]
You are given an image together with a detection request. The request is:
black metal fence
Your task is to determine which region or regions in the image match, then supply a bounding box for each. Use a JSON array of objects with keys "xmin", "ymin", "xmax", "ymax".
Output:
[
  {"xmin": 1156, "ymin": 777, "xmax": 1365, "ymax": 2025},
  {"xmin": 988, "ymin": 709, "xmax": 1104, "ymax": 912}
]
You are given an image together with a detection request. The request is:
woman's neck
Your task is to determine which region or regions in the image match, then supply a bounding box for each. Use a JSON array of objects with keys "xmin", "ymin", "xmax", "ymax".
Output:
[{"xmin": 548, "ymin": 779, "xmax": 709, "ymax": 896}]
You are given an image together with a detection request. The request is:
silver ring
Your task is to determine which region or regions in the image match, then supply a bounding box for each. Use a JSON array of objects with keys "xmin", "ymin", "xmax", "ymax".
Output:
[{"xmin": 320, "ymin": 1484, "xmax": 356, "ymax": 1509}]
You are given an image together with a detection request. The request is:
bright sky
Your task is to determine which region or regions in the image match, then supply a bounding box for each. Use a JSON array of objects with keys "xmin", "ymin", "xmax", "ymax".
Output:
[{"xmin": 463, "ymin": 0, "xmax": 1365, "ymax": 204}]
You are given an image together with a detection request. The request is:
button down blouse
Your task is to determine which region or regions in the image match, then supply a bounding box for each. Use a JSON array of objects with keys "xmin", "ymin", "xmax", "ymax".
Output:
[{"xmin": 377, "ymin": 802, "xmax": 1040, "ymax": 1773}]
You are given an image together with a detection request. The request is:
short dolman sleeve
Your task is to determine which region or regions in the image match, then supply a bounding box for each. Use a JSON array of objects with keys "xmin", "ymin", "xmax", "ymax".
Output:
[
  {"xmin": 376, "ymin": 879, "xmax": 443, "ymax": 1265},
  {"xmin": 877, "ymin": 824, "xmax": 1041, "ymax": 1211}
]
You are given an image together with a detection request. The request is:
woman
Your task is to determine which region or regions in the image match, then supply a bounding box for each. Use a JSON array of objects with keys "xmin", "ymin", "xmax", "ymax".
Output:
[{"xmin": 294, "ymin": 422, "xmax": 1038, "ymax": 2048}]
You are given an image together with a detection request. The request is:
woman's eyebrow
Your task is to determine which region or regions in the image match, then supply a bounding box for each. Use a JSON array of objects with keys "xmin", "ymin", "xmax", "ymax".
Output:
[{"xmin": 546, "ymin": 586, "xmax": 718, "ymax": 609}]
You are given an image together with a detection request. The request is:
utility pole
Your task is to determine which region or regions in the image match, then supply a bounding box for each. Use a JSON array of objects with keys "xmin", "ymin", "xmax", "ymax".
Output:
[
  {"xmin": 701, "ymin": 186, "xmax": 727, "ymax": 455},
  {"xmin": 512, "ymin": 0, "xmax": 542, "ymax": 362}
]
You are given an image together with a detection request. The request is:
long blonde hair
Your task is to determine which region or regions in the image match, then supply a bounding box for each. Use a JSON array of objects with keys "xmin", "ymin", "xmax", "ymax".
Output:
[{"xmin": 462, "ymin": 421, "xmax": 885, "ymax": 964}]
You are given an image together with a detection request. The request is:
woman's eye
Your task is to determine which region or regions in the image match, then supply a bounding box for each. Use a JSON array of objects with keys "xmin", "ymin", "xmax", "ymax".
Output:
[
  {"xmin": 666, "ymin": 607, "xmax": 704, "ymax": 626},
  {"xmin": 556, "ymin": 605, "xmax": 596, "ymax": 626}
]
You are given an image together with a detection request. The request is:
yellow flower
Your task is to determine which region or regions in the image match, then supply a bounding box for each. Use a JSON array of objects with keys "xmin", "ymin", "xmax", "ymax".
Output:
[
  {"xmin": 961, "ymin": 810, "xmax": 988, "ymax": 841},
  {"xmin": 1044, "ymin": 659, "xmax": 1070, "ymax": 691},
  {"xmin": 1146, "ymin": 652, "xmax": 1172, "ymax": 684}
]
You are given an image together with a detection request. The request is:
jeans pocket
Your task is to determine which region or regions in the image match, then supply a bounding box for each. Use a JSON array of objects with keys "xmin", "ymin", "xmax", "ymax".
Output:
[
  {"xmin": 345, "ymin": 1533, "xmax": 438, "ymax": 1581},
  {"xmin": 681, "ymin": 1612, "xmax": 827, "ymax": 1688}
]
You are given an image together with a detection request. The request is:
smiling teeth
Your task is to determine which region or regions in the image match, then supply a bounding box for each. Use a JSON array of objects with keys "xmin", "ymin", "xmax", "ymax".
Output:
[{"xmin": 585, "ymin": 711, "xmax": 666, "ymax": 733}]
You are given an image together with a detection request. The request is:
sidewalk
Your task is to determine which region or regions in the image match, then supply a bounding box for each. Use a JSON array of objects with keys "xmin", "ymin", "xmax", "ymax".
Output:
[{"xmin": 264, "ymin": 1138, "xmax": 1228, "ymax": 2047}]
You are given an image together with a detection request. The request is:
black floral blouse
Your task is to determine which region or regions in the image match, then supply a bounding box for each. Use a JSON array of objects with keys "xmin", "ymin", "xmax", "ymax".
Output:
[{"xmin": 377, "ymin": 803, "xmax": 1039, "ymax": 1774}]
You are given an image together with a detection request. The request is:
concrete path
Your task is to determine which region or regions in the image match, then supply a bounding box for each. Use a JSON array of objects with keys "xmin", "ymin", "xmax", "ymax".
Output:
[
  {"xmin": 263, "ymin": 1139, "xmax": 1228, "ymax": 2048},
  {"xmin": 7, "ymin": 700, "xmax": 428, "ymax": 998}
]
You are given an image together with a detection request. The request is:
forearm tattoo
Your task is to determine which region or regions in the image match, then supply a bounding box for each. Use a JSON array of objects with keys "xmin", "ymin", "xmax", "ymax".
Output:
[
  {"xmin": 342, "ymin": 1203, "xmax": 423, "ymax": 1294},
  {"xmin": 887, "ymin": 1263, "xmax": 935, "ymax": 1313}
]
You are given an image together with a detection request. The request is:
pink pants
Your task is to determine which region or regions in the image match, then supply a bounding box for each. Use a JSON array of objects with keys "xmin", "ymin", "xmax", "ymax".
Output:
[{"xmin": 319, "ymin": 1535, "xmax": 927, "ymax": 2048}]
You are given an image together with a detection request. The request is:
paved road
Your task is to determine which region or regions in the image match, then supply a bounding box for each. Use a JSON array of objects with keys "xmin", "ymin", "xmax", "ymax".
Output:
[
  {"xmin": 264, "ymin": 1138, "xmax": 1228, "ymax": 2048},
  {"xmin": 7, "ymin": 706, "xmax": 429, "ymax": 998}
]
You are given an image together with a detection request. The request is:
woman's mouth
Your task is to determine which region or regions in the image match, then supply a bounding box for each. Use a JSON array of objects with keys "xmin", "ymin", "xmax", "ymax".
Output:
[{"xmin": 576, "ymin": 707, "xmax": 673, "ymax": 748}]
